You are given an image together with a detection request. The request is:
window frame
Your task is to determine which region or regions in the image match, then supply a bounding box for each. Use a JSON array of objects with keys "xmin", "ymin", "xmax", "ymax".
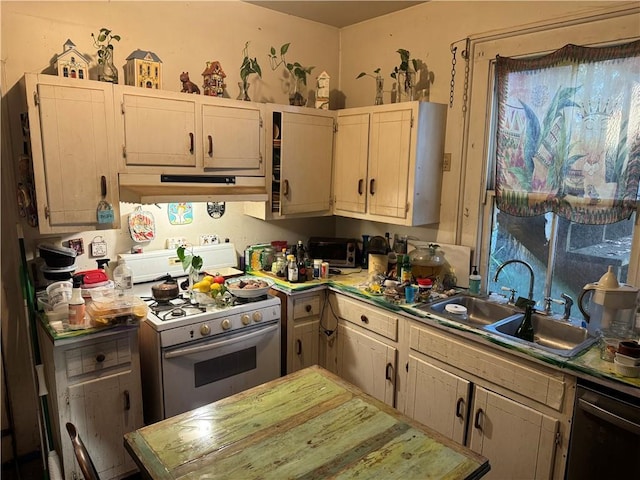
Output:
[{"xmin": 458, "ymin": 4, "xmax": 640, "ymax": 288}]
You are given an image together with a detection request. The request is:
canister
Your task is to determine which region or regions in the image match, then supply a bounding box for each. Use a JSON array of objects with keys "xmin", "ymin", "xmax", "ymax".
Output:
[
  {"xmin": 321, "ymin": 262, "xmax": 330, "ymax": 279},
  {"xmin": 313, "ymin": 259, "xmax": 322, "ymax": 279}
]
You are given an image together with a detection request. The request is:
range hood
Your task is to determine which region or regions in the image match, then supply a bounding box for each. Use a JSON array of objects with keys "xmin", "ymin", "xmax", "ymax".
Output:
[{"xmin": 119, "ymin": 173, "xmax": 268, "ymax": 204}]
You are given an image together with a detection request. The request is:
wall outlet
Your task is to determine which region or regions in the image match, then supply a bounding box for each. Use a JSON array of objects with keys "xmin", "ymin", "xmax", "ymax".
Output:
[
  {"xmin": 199, "ymin": 234, "xmax": 219, "ymax": 246},
  {"xmin": 166, "ymin": 237, "xmax": 188, "ymax": 250},
  {"xmin": 443, "ymin": 153, "xmax": 452, "ymax": 172}
]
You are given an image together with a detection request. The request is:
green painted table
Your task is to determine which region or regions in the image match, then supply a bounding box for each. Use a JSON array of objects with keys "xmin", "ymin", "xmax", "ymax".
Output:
[{"xmin": 124, "ymin": 366, "xmax": 490, "ymax": 479}]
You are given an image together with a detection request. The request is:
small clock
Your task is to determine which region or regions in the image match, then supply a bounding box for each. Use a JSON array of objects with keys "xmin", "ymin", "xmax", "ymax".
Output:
[{"xmin": 207, "ymin": 202, "xmax": 226, "ymax": 219}]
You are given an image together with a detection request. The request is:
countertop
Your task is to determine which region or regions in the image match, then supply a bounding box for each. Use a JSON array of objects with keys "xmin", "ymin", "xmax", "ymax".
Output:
[
  {"xmin": 249, "ymin": 269, "xmax": 640, "ymax": 396},
  {"xmin": 124, "ymin": 365, "xmax": 490, "ymax": 479}
]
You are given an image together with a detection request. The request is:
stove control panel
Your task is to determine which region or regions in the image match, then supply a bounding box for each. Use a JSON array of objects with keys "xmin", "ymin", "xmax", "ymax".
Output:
[{"xmin": 155, "ymin": 298, "xmax": 281, "ymax": 348}]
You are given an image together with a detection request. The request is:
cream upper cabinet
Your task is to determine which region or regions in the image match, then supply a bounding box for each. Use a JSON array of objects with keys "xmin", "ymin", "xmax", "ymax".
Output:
[
  {"xmin": 116, "ymin": 86, "xmax": 264, "ymax": 176},
  {"xmin": 334, "ymin": 102, "xmax": 446, "ymax": 226},
  {"xmin": 244, "ymin": 105, "xmax": 335, "ymax": 220},
  {"xmin": 19, "ymin": 74, "xmax": 120, "ymax": 234}
]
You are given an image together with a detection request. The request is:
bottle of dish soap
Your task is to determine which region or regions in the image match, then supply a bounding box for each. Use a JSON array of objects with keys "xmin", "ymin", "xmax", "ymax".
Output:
[{"xmin": 469, "ymin": 265, "xmax": 481, "ymax": 295}]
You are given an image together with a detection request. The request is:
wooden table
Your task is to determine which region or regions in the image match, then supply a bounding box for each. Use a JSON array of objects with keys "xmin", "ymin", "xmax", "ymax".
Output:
[{"xmin": 124, "ymin": 366, "xmax": 490, "ymax": 479}]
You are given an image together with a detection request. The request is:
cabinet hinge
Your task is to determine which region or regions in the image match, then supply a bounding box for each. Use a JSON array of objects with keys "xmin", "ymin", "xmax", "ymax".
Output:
[
  {"xmin": 259, "ymin": 153, "xmax": 263, "ymax": 164},
  {"xmin": 405, "ymin": 203, "xmax": 410, "ymax": 213},
  {"xmin": 333, "ymin": 121, "xmax": 338, "ymax": 133},
  {"xmin": 410, "ymin": 117, "xmax": 414, "ymax": 128},
  {"xmin": 122, "ymin": 145, "xmax": 127, "ymax": 158},
  {"xmin": 121, "ymin": 102, "xmax": 125, "ymax": 115},
  {"xmin": 33, "ymin": 92, "xmax": 39, "ymax": 107},
  {"xmin": 260, "ymin": 117, "xmax": 263, "ymax": 128},
  {"xmin": 44, "ymin": 205, "xmax": 50, "ymax": 219},
  {"xmin": 555, "ymin": 431, "xmax": 561, "ymax": 446}
]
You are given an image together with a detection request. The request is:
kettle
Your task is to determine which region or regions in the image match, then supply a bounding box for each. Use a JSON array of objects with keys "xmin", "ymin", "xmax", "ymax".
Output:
[{"xmin": 578, "ymin": 266, "xmax": 638, "ymax": 339}]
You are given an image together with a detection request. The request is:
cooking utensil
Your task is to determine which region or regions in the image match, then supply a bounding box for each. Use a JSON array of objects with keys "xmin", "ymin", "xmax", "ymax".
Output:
[
  {"xmin": 151, "ymin": 276, "xmax": 179, "ymax": 301},
  {"xmin": 225, "ymin": 277, "xmax": 274, "ymax": 298}
]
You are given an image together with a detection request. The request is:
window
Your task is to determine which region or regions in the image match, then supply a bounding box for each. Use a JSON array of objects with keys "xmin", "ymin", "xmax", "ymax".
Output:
[{"xmin": 461, "ymin": 7, "xmax": 640, "ymax": 316}]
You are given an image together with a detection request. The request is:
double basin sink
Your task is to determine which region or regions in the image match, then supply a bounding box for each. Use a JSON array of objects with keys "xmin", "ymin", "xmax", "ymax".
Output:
[{"xmin": 414, "ymin": 294, "xmax": 596, "ymax": 358}]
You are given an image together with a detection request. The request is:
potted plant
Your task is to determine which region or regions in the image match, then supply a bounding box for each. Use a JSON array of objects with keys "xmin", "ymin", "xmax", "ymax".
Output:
[
  {"xmin": 269, "ymin": 43, "xmax": 314, "ymax": 106},
  {"xmin": 390, "ymin": 49, "xmax": 418, "ymax": 102},
  {"xmin": 91, "ymin": 27, "xmax": 120, "ymax": 83},
  {"xmin": 239, "ymin": 41, "xmax": 262, "ymax": 101},
  {"xmin": 356, "ymin": 68, "xmax": 384, "ymax": 105},
  {"xmin": 177, "ymin": 246, "xmax": 202, "ymax": 297}
]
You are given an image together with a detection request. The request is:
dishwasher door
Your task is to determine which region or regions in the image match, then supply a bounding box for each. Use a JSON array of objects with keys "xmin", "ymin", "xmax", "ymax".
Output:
[{"xmin": 566, "ymin": 381, "xmax": 640, "ymax": 479}]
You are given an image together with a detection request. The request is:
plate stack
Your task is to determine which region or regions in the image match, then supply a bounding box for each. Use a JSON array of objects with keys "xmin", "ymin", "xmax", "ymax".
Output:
[{"xmin": 38, "ymin": 244, "xmax": 77, "ymax": 283}]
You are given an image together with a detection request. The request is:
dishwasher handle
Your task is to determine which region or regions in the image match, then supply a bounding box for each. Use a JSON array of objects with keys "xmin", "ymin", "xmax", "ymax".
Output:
[
  {"xmin": 164, "ymin": 324, "xmax": 278, "ymax": 359},
  {"xmin": 578, "ymin": 397, "xmax": 640, "ymax": 435}
]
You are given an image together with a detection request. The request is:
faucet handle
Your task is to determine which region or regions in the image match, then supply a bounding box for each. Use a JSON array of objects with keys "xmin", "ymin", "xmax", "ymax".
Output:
[{"xmin": 500, "ymin": 286, "xmax": 517, "ymax": 304}]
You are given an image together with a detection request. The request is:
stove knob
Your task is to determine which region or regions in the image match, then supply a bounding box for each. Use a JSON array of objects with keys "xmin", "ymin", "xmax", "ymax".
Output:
[
  {"xmin": 241, "ymin": 314, "xmax": 251, "ymax": 325},
  {"xmin": 200, "ymin": 324, "xmax": 211, "ymax": 336},
  {"xmin": 221, "ymin": 318, "xmax": 231, "ymax": 330},
  {"xmin": 252, "ymin": 311, "xmax": 263, "ymax": 323}
]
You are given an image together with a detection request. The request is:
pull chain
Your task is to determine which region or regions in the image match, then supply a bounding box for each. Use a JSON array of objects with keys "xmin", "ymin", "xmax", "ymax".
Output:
[
  {"xmin": 462, "ymin": 39, "xmax": 470, "ymax": 113},
  {"xmin": 449, "ymin": 46, "xmax": 457, "ymax": 108}
]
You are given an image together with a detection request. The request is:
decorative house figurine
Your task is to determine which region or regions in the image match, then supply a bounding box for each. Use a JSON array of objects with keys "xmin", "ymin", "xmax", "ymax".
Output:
[
  {"xmin": 202, "ymin": 61, "xmax": 226, "ymax": 96},
  {"xmin": 315, "ymin": 71, "xmax": 330, "ymax": 109},
  {"xmin": 55, "ymin": 39, "xmax": 89, "ymax": 79},
  {"xmin": 125, "ymin": 50, "xmax": 162, "ymax": 89}
]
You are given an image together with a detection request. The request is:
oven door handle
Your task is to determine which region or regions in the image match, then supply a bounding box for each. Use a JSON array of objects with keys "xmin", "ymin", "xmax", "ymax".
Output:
[
  {"xmin": 578, "ymin": 398, "xmax": 640, "ymax": 435},
  {"xmin": 163, "ymin": 324, "xmax": 278, "ymax": 359}
]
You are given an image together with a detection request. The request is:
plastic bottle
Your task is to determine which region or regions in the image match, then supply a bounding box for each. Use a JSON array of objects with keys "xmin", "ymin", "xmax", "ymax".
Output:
[
  {"xmin": 287, "ymin": 254, "xmax": 298, "ymax": 283},
  {"xmin": 515, "ymin": 303, "xmax": 535, "ymax": 342},
  {"xmin": 469, "ymin": 265, "xmax": 481, "ymax": 295},
  {"xmin": 68, "ymin": 276, "xmax": 86, "ymax": 329},
  {"xmin": 113, "ymin": 258, "xmax": 133, "ymax": 296},
  {"xmin": 401, "ymin": 254, "xmax": 412, "ymax": 284}
]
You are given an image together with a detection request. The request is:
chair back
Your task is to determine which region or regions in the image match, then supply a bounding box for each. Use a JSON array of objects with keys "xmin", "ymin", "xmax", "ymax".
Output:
[{"xmin": 65, "ymin": 422, "xmax": 100, "ymax": 480}]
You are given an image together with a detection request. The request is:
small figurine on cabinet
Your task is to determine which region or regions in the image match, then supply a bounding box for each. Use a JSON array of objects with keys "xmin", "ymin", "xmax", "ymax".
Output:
[
  {"xmin": 315, "ymin": 71, "xmax": 330, "ymax": 109},
  {"xmin": 54, "ymin": 39, "xmax": 90, "ymax": 79},
  {"xmin": 180, "ymin": 72, "xmax": 200, "ymax": 94},
  {"xmin": 125, "ymin": 50, "xmax": 162, "ymax": 89},
  {"xmin": 202, "ymin": 61, "xmax": 226, "ymax": 96}
]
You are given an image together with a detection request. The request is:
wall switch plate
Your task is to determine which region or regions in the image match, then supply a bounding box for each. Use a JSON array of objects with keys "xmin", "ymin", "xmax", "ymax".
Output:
[
  {"xmin": 199, "ymin": 234, "xmax": 219, "ymax": 246},
  {"xmin": 443, "ymin": 153, "xmax": 452, "ymax": 172},
  {"xmin": 166, "ymin": 237, "xmax": 188, "ymax": 250}
]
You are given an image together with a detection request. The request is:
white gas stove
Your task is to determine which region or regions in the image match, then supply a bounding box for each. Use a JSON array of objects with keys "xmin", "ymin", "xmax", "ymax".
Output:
[{"xmin": 127, "ymin": 244, "xmax": 282, "ymax": 423}]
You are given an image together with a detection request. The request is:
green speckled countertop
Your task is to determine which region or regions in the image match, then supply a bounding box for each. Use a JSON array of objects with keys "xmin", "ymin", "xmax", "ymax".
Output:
[
  {"xmin": 125, "ymin": 366, "xmax": 490, "ymax": 479},
  {"xmin": 250, "ymin": 269, "xmax": 640, "ymax": 394}
]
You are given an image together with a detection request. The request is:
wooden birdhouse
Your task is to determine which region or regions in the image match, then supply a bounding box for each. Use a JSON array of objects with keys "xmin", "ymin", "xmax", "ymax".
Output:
[
  {"xmin": 125, "ymin": 50, "xmax": 162, "ymax": 89},
  {"xmin": 202, "ymin": 61, "xmax": 226, "ymax": 97},
  {"xmin": 55, "ymin": 39, "xmax": 89, "ymax": 80}
]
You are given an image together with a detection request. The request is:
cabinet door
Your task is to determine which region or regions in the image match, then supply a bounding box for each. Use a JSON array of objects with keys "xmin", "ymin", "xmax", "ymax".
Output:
[
  {"xmin": 29, "ymin": 78, "xmax": 119, "ymax": 231},
  {"xmin": 367, "ymin": 107, "xmax": 412, "ymax": 219},
  {"xmin": 334, "ymin": 112, "xmax": 369, "ymax": 214},
  {"xmin": 280, "ymin": 111, "xmax": 334, "ymax": 215},
  {"xmin": 202, "ymin": 103, "xmax": 263, "ymax": 172},
  {"xmin": 122, "ymin": 93, "xmax": 196, "ymax": 166},
  {"xmin": 290, "ymin": 319, "xmax": 320, "ymax": 373},
  {"xmin": 337, "ymin": 323, "xmax": 396, "ymax": 406},
  {"xmin": 405, "ymin": 355, "xmax": 470, "ymax": 445},
  {"xmin": 67, "ymin": 370, "xmax": 143, "ymax": 479},
  {"xmin": 469, "ymin": 385, "xmax": 559, "ymax": 480}
]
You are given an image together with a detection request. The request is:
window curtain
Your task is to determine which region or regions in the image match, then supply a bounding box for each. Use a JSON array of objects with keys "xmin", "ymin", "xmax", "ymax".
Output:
[{"xmin": 495, "ymin": 40, "xmax": 640, "ymax": 224}]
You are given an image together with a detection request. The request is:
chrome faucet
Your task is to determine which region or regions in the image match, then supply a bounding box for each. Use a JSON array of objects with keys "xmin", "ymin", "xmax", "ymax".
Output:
[
  {"xmin": 561, "ymin": 293, "xmax": 574, "ymax": 321},
  {"xmin": 494, "ymin": 259, "xmax": 535, "ymax": 301}
]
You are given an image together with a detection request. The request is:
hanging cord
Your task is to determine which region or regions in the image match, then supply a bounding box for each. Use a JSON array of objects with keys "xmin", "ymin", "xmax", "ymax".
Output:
[
  {"xmin": 449, "ymin": 46, "xmax": 457, "ymax": 108},
  {"xmin": 461, "ymin": 39, "xmax": 470, "ymax": 114},
  {"xmin": 449, "ymin": 38, "xmax": 471, "ymax": 110}
]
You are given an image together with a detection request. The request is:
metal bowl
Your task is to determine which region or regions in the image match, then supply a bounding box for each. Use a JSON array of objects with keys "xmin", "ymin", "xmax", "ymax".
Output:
[{"xmin": 225, "ymin": 276, "xmax": 274, "ymax": 298}]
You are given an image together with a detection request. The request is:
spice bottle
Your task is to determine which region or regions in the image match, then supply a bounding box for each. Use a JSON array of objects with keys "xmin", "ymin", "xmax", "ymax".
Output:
[{"xmin": 286, "ymin": 254, "xmax": 298, "ymax": 283}]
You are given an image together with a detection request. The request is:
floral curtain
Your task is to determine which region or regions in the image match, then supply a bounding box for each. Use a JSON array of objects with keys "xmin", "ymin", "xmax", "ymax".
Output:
[{"xmin": 495, "ymin": 40, "xmax": 640, "ymax": 224}]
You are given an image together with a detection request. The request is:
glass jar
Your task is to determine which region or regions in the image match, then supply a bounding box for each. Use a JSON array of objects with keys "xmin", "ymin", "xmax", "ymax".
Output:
[
  {"xmin": 260, "ymin": 247, "xmax": 275, "ymax": 271},
  {"xmin": 275, "ymin": 251, "xmax": 287, "ymax": 277},
  {"xmin": 409, "ymin": 243, "xmax": 445, "ymax": 280}
]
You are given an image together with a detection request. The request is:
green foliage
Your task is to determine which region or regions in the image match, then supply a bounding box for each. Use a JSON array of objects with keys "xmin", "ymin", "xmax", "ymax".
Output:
[
  {"xmin": 269, "ymin": 43, "xmax": 314, "ymax": 86},
  {"xmin": 240, "ymin": 42, "xmax": 262, "ymax": 84},
  {"xmin": 390, "ymin": 49, "xmax": 418, "ymax": 79},
  {"xmin": 177, "ymin": 246, "xmax": 203, "ymax": 274},
  {"xmin": 91, "ymin": 27, "xmax": 120, "ymax": 65},
  {"xmin": 356, "ymin": 68, "xmax": 381, "ymax": 80}
]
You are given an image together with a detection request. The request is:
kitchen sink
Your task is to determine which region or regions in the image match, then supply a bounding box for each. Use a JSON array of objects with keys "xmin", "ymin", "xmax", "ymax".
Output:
[
  {"xmin": 484, "ymin": 313, "xmax": 597, "ymax": 358},
  {"xmin": 416, "ymin": 295, "xmax": 520, "ymax": 327}
]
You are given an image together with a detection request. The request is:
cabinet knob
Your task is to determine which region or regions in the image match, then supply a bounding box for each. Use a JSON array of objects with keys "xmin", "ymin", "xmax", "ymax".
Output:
[
  {"xmin": 189, "ymin": 132, "xmax": 194, "ymax": 154},
  {"xmin": 296, "ymin": 339, "xmax": 302, "ymax": 355},
  {"xmin": 124, "ymin": 390, "xmax": 130, "ymax": 411},
  {"xmin": 208, "ymin": 135, "xmax": 213, "ymax": 156},
  {"xmin": 96, "ymin": 353, "xmax": 105, "ymax": 363},
  {"xmin": 283, "ymin": 179, "xmax": 290, "ymax": 196},
  {"xmin": 456, "ymin": 397, "xmax": 465, "ymax": 419},
  {"xmin": 305, "ymin": 304, "xmax": 312, "ymax": 313},
  {"xmin": 385, "ymin": 363, "xmax": 394, "ymax": 382},
  {"xmin": 360, "ymin": 315, "xmax": 369, "ymax": 324},
  {"xmin": 369, "ymin": 179, "xmax": 376, "ymax": 195},
  {"xmin": 358, "ymin": 178, "xmax": 364, "ymax": 195}
]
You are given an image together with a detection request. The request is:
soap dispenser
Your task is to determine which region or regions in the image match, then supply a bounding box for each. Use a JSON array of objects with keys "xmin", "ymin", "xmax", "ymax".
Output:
[{"xmin": 469, "ymin": 266, "xmax": 481, "ymax": 295}]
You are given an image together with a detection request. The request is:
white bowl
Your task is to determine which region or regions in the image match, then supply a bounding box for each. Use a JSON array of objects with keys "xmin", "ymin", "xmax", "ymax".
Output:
[
  {"xmin": 225, "ymin": 276, "xmax": 274, "ymax": 298},
  {"xmin": 615, "ymin": 352, "xmax": 640, "ymax": 367},
  {"xmin": 613, "ymin": 358, "xmax": 639, "ymax": 377}
]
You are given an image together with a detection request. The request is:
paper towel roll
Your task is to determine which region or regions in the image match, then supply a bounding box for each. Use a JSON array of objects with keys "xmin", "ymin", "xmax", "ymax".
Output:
[{"xmin": 368, "ymin": 254, "xmax": 387, "ymax": 275}]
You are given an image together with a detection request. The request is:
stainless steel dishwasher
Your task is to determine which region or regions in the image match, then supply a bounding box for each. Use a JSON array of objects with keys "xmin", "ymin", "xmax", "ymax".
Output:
[{"xmin": 566, "ymin": 380, "xmax": 640, "ymax": 479}]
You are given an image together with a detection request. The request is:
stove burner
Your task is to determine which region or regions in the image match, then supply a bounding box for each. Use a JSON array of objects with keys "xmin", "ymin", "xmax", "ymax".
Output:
[
  {"xmin": 160, "ymin": 307, "xmax": 187, "ymax": 321},
  {"xmin": 149, "ymin": 297, "xmax": 188, "ymax": 314},
  {"xmin": 233, "ymin": 294, "xmax": 268, "ymax": 304}
]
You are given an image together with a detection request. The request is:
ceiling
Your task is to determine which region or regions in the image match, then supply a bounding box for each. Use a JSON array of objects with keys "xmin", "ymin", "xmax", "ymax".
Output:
[{"xmin": 245, "ymin": 1, "xmax": 426, "ymax": 28}]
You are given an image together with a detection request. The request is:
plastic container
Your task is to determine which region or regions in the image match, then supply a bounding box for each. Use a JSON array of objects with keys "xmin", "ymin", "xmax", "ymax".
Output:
[
  {"xmin": 89, "ymin": 284, "xmax": 117, "ymax": 304},
  {"xmin": 613, "ymin": 358, "xmax": 639, "ymax": 377},
  {"xmin": 313, "ymin": 259, "xmax": 322, "ymax": 279},
  {"xmin": 38, "ymin": 243, "xmax": 77, "ymax": 268},
  {"xmin": 41, "ymin": 264, "xmax": 75, "ymax": 281},
  {"xmin": 87, "ymin": 295, "xmax": 148, "ymax": 327},
  {"xmin": 615, "ymin": 352, "xmax": 640, "ymax": 366},
  {"xmin": 46, "ymin": 281, "xmax": 73, "ymax": 308},
  {"xmin": 113, "ymin": 258, "xmax": 133, "ymax": 296}
]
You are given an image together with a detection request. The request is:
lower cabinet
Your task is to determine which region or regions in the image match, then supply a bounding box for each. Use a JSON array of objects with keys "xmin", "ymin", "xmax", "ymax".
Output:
[
  {"xmin": 404, "ymin": 321, "xmax": 574, "ymax": 480},
  {"xmin": 37, "ymin": 323, "xmax": 143, "ymax": 480},
  {"xmin": 325, "ymin": 292, "xmax": 399, "ymax": 407}
]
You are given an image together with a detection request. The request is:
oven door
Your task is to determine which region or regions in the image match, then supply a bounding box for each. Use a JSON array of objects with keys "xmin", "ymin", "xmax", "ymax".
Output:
[{"xmin": 161, "ymin": 322, "xmax": 280, "ymax": 418}]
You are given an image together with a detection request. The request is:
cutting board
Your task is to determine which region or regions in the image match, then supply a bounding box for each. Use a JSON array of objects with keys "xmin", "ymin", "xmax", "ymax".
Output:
[{"xmin": 428, "ymin": 243, "xmax": 472, "ymax": 288}]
